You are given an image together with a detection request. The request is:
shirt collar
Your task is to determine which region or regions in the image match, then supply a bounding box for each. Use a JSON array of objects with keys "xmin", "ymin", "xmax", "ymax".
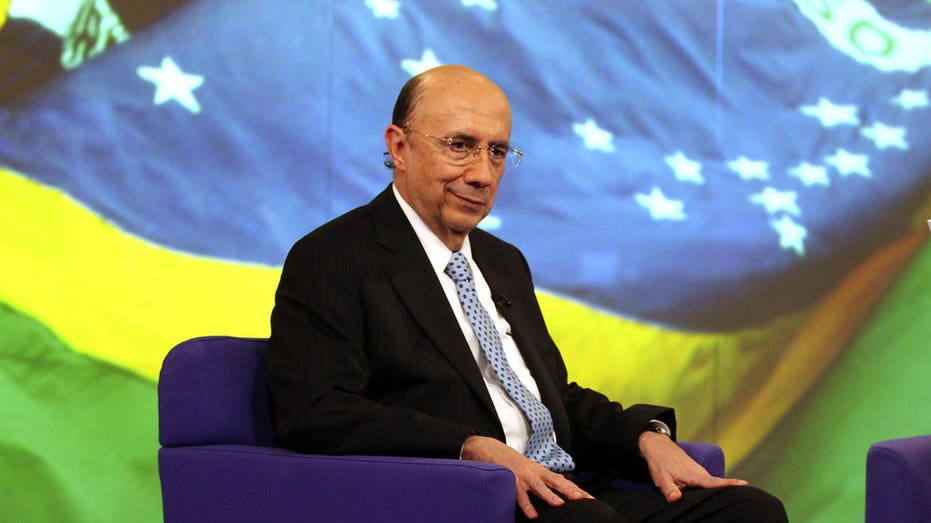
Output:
[{"xmin": 392, "ymin": 183, "xmax": 474, "ymax": 278}]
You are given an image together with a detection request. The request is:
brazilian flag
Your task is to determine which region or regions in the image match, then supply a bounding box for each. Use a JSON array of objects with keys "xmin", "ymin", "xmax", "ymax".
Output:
[{"xmin": 2, "ymin": 1, "xmax": 930, "ymax": 521}]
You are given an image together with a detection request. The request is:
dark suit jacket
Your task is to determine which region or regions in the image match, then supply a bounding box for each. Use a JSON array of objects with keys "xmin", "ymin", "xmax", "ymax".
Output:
[{"xmin": 267, "ymin": 185, "xmax": 674, "ymax": 473}]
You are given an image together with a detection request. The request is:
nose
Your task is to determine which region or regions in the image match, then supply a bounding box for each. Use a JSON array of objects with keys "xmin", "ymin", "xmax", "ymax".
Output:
[{"xmin": 462, "ymin": 147, "xmax": 499, "ymax": 186}]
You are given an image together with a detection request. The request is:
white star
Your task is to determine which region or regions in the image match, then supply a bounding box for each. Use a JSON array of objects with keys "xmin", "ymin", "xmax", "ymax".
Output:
[
  {"xmin": 401, "ymin": 49, "xmax": 442, "ymax": 77},
  {"xmin": 572, "ymin": 118, "xmax": 615, "ymax": 153},
  {"xmin": 799, "ymin": 97, "xmax": 859, "ymax": 127},
  {"xmin": 890, "ymin": 89, "xmax": 929, "ymax": 110},
  {"xmin": 728, "ymin": 156, "xmax": 769, "ymax": 181},
  {"xmin": 462, "ymin": 0, "xmax": 498, "ymax": 9},
  {"xmin": 788, "ymin": 162, "xmax": 830, "ymax": 187},
  {"xmin": 750, "ymin": 187, "xmax": 801, "ymax": 216},
  {"xmin": 137, "ymin": 56, "xmax": 204, "ymax": 114},
  {"xmin": 635, "ymin": 187, "xmax": 686, "ymax": 221},
  {"xmin": 366, "ymin": 0, "xmax": 400, "ymax": 18},
  {"xmin": 664, "ymin": 151, "xmax": 704, "ymax": 184},
  {"xmin": 825, "ymin": 148, "xmax": 871, "ymax": 178},
  {"xmin": 861, "ymin": 122, "xmax": 908, "ymax": 150},
  {"xmin": 771, "ymin": 215, "xmax": 808, "ymax": 257}
]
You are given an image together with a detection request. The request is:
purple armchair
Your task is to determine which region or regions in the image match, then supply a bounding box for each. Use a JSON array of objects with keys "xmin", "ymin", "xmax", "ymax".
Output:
[
  {"xmin": 158, "ymin": 336, "xmax": 726, "ymax": 522},
  {"xmin": 866, "ymin": 435, "xmax": 931, "ymax": 523}
]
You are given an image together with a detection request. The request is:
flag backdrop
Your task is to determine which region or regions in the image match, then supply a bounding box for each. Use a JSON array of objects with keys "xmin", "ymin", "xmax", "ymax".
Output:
[{"xmin": 2, "ymin": 0, "xmax": 930, "ymax": 521}]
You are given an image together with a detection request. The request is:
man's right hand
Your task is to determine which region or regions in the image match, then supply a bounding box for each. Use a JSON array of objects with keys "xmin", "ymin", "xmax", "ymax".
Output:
[{"xmin": 460, "ymin": 435, "xmax": 593, "ymax": 520}]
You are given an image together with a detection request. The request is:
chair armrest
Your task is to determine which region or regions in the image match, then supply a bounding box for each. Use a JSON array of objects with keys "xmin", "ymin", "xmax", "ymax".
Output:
[
  {"xmin": 159, "ymin": 445, "xmax": 515, "ymax": 523},
  {"xmin": 866, "ymin": 435, "xmax": 931, "ymax": 523},
  {"xmin": 678, "ymin": 441, "xmax": 725, "ymax": 478},
  {"xmin": 604, "ymin": 441, "xmax": 725, "ymax": 493}
]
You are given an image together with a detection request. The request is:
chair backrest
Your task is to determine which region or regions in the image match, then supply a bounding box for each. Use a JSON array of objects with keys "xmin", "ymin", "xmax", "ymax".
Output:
[
  {"xmin": 158, "ymin": 336, "xmax": 278, "ymax": 448},
  {"xmin": 866, "ymin": 435, "xmax": 931, "ymax": 523}
]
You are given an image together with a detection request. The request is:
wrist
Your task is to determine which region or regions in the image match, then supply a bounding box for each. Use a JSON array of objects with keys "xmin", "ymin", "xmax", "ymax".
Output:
[
  {"xmin": 638, "ymin": 420, "xmax": 672, "ymax": 458},
  {"xmin": 460, "ymin": 434, "xmax": 493, "ymax": 461}
]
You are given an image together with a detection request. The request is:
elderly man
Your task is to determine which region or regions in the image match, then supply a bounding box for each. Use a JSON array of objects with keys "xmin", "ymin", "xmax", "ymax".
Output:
[{"xmin": 267, "ymin": 64, "xmax": 787, "ymax": 522}]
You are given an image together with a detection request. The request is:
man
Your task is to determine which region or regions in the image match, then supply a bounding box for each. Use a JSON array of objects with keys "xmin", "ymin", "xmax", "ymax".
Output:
[{"xmin": 267, "ymin": 64, "xmax": 787, "ymax": 522}]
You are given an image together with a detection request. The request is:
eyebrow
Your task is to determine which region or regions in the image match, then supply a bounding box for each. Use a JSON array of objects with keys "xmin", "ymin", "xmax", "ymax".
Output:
[{"xmin": 447, "ymin": 132, "xmax": 510, "ymax": 149}]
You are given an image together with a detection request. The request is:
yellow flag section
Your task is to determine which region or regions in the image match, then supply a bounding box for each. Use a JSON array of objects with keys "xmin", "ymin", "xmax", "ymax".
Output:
[
  {"xmin": 0, "ymin": 0, "xmax": 9, "ymax": 27},
  {"xmin": 539, "ymin": 230, "xmax": 925, "ymax": 469},
  {"xmin": 0, "ymin": 168, "xmax": 279, "ymax": 381},
  {"xmin": 2, "ymin": 167, "xmax": 924, "ymax": 469}
]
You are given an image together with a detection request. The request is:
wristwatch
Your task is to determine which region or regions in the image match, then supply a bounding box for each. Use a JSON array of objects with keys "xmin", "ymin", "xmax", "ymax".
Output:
[{"xmin": 643, "ymin": 419, "xmax": 672, "ymax": 438}]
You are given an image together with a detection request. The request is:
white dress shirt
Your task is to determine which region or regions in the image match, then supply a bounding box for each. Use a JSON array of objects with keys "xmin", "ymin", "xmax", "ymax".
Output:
[{"xmin": 393, "ymin": 184, "xmax": 543, "ymax": 453}]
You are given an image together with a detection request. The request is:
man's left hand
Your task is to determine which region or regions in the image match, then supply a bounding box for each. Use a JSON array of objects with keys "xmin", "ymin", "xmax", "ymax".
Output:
[{"xmin": 638, "ymin": 431, "xmax": 749, "ymax": 502}]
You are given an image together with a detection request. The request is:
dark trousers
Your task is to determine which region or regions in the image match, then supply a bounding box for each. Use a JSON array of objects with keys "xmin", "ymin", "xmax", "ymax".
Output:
[{"xmin": 517, "ymin": 485, "xmax": 788, "ymax": 523}]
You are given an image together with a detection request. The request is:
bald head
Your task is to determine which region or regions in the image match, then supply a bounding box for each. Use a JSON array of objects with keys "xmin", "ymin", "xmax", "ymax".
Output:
[{"xmin": 392, "ymin": 65, "xmax": 510, "ymax": 129}]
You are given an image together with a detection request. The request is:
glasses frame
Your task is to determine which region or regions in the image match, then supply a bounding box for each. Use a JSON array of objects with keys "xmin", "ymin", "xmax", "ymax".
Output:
[{"xmin": 403, "ymin": 126, "xmax": 523, "ymax": 169}]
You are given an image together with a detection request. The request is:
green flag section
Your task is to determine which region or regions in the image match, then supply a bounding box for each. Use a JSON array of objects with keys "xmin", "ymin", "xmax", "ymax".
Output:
[
  {"xmin": 0, "ymin": 302, "xmax": 161, "ymax": 523},
  {"xmin": 732, "ymin": 238, "xmax": 931, "ymax": 523}
]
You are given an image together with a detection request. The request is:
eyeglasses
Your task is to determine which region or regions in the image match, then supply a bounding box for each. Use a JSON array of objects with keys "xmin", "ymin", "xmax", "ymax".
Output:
[{"xmin": 403, "ymin": 127, "xmax": 523, "ymax": 169}]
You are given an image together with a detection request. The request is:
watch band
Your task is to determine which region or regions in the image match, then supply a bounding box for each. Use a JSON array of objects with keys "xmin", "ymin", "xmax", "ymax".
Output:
[{"xmin": 644, "ymin": 419, "xmax": 672, "ymax": 437}]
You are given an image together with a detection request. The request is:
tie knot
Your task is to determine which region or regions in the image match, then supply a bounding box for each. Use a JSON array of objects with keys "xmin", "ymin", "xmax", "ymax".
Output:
[{"xmin": 445, "ymin": 252, "xmax": 473, "ymax": 283}]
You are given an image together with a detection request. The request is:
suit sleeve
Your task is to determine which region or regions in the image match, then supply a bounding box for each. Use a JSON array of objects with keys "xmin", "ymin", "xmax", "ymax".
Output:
[
  {"xmin": 266, "ymin": 233, "xmax": 475, "ymax": 458},
  {"xmin": 563, "ymin": 384, "xmax": 676, "ymax": 471}
]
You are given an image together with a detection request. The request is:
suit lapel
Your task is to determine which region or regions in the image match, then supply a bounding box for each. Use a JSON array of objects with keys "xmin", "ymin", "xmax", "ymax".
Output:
[{"xmin": 369, "ymin": 187, "xmax": 498, "ymax": 417}]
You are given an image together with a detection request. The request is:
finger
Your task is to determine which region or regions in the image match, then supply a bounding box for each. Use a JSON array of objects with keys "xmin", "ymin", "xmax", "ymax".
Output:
[
  {"xmin": 534, "ymin": 472, "xmax": 580, "ymax": 507},
  {"xmin": 547, "ymin": 476, "xmax": 595, "ymax": 500},
  {"xmin": 529, "ymin": 482, "xmax": 566, "ymax": 508},
  {"xmin": 516, "ymin": 490, "xmax": 539, "ymax": 520},
  {"xmin": 652, "ymin": 472, "xmax": 682, "ymax": 503},
  {"xmin": 663, "ymin": 486, "xmax": 682, "ymax": 503},
  {"xmin": 681, "ymin": 472, "xmax": 746, "ymax": 488},
  {"xmin": 554, "ymin": 485, "xmax": 594, "ymax": 501},
  {"xmin": 705, "ymin": 477, "xmax": 749, "ymax": 488},
  {"xmin": 564, "ymin": 487, "xmax": 595, "ymax": 501}
]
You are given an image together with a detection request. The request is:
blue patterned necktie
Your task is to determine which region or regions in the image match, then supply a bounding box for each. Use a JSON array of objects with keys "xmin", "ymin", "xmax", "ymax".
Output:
[{"xmin": 445, "ymin": 251, "xmax": 575, "ymax": 472}]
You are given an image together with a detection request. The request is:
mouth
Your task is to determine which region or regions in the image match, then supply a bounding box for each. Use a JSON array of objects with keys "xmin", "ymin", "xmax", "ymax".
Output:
[{"xmin": 449, "ymin": 190, "xmax": 487, "ymax": 208}]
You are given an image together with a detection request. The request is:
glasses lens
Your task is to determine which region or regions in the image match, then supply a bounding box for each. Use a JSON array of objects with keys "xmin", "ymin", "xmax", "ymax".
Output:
[
  {"xmin": 409, "ymin": 126, "xmax": 522, "ymax": 170},
  {"xmin": 444, "ymin": 140, "xmax": 473, "ymax": 164}
]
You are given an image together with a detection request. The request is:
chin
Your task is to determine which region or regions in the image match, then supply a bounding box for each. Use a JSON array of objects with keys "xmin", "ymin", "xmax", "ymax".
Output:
[
  {"xmin": 447, "ymin": 210, "xmax": 486, "ymax": 230},
  {"xmin": 451, "ymin": 221, "xmax": 479, "ymax": 234}
]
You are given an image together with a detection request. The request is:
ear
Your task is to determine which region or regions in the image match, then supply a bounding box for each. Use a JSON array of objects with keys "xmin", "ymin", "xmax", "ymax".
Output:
[{"xmin": 384, "ymin": 124, "xmax": 407, "ymax": 172}]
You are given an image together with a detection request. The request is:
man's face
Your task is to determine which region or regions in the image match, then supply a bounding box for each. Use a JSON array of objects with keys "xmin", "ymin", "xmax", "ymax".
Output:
[{"xmin": 388, "ymin": 70, "xmax": 512, "ymax": 251}]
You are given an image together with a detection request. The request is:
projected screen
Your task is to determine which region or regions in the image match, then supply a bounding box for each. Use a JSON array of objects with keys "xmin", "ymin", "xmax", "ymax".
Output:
[{"xmin": 1, "ymin": 1, "xmax": 929, "ymax": 522}]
